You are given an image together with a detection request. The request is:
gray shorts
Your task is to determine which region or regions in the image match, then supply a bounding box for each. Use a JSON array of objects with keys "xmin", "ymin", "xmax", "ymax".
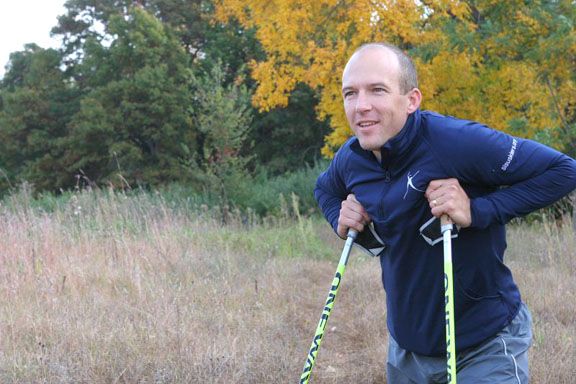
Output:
[{"xmin": 387, "ymin": 303, "xmax": 533, "ymax": 384}]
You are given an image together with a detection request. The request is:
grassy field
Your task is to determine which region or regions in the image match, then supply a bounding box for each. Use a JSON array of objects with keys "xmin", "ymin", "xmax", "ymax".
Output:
[{"xmin": 0, "ymin": 190, "xmax": 574, "ymax": 383}]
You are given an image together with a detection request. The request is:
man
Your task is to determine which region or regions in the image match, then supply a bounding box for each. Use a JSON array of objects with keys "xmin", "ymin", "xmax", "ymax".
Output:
[{"xmin": 314, "ymin": 42, "xmax": 576, "ymax": 383}]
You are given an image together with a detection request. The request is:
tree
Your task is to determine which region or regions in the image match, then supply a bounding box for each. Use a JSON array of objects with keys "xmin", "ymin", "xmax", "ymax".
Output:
[
  {"xmin": 58, "ymin": 5, "xmax": 256, "ymax": 191},
  {"xmin": 0, "ymin": 0, "xmax": 332, "ymax": 194},
  {"xmin": 474, "ymin": 0, "xmax": 576, "ymax": 157},
  {"xmin": 0, "ymin": 45, "xmax": 80, "ymax": 191},
  {"xmin": 251, "ymin": 83, "xmax": 331, "ymax": 174},
  {"xmin": 191, "ymin": 61, "xmax": 254, "ymax": 202},
  {"xmin": 215, "ymin": 0, "xmax": 575, "ymax": 157},
  {"xmin": 53, "ymin": 0, "xmax": 262, "ymax": 87},
  {"xmin": 61, "ymin": 7, "xmax": 197, "ymax": 187},
  {"xmin": 420, "ymin": 0, "xmax": 575, "ymax": 154},
  {"xmin": 54, "ymin": 0, "xmax": 327, "ymax": 176}
]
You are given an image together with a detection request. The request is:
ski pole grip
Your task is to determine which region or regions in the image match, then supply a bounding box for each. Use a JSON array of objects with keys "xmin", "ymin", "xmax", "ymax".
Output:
[
  {"xmin": 441, "ymin": 215, "xmax": 452, "ymax": 226},
  {"xmin": 441, "ymin": 215, "xmax": 453, "ymax": 233}
]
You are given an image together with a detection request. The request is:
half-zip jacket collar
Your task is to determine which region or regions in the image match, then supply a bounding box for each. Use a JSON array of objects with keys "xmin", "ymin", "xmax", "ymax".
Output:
[
  {"xmin": 379, "ymin": 109, "xmax": 420, "ymax": 164},
  {"xmin": 350, "ymin": 109, "xmax": 422, "ymax": 168}
]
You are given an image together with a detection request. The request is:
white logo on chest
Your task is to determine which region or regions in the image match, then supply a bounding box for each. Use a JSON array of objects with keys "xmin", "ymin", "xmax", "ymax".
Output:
[{"xmin": 403, "ymin": 170, "xmax": 424, "ymax": 199}]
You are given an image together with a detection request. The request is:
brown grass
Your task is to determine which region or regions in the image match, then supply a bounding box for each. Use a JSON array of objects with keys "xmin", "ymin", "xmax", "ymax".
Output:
[{"xmin": 0, "ymin": 191, "xmax": 574, "ymax": 383}]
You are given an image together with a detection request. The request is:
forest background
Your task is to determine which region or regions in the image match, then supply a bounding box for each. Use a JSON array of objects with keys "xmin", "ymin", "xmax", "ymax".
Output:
[
  {"xmin": 0, "ymin": 0, "xmax": 575, "ymax": 214},
  {"xmin": 0, "ymin": 1, "xmax": 575, "ymax": 383}
]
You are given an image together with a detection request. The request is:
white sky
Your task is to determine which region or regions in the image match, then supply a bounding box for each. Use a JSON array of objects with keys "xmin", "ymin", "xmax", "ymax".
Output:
[{"xmin": 0, "ymin": 0, "xmax": 67, "ymax": 78}]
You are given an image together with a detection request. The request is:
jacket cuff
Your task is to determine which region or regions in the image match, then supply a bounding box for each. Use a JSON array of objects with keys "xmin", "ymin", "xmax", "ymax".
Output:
[{"xmin": 470, "ymin": 197, "xmax": 496, "ymax": 229}]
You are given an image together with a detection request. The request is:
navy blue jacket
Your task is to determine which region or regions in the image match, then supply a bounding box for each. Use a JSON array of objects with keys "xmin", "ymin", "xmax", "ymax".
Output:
[{"xmin": 315, "ymin": 109, "xmax": 576, "ymax": 356}]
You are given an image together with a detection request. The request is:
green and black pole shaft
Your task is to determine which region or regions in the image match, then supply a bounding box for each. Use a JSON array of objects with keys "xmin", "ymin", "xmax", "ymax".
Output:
[
  {"xmin": 441, "ymin": 215, "xmax": 457, "ymax": 384},
  {"xmin": 300, "ymin": 216, "xmax": 456, "ymax": 383},
  {"xmin": 300, "ymin": 229, "xmax": 358, "ymax": 384}
]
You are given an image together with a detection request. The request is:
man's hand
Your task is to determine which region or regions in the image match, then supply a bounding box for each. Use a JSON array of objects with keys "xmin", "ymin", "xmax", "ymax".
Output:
[
  {"xmin": 425, "ymin": 178, "xmax": 472, "ymax": 228},
  {"xmin": 337, "ymin": 194, "xmax": 371, "ymax": 239}
]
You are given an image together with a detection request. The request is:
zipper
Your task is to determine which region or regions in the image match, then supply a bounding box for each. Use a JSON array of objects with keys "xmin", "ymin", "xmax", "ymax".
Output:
[
  {"xmin": 381, "ymin": 148, "xmax": 392, "ymax": 183},
  {"xmin": 380, "ymin": 149, "xmax": 392, "ymax": 217}
]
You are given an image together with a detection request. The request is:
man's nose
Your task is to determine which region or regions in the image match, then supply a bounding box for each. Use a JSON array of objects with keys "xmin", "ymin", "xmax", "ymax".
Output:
[{"xmin": 355, "ymin": 92, "xmax": 372, "ymax": 112}]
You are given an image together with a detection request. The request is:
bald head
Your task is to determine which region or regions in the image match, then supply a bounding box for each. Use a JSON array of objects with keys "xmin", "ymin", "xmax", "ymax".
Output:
[{"xmin": 346, "ymin": 43, "xmax": 418, "ymax": 94}]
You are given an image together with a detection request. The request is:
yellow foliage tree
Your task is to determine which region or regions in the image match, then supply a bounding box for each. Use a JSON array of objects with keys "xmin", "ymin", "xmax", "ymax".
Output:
[{"xmin": 215, "ymin": 0, "xmax": 575, "ymax": 156}]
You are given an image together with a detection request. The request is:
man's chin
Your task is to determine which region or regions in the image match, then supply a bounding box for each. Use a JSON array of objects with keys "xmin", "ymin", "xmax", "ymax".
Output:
[{"xmin": 357, "ymin": 138, "xmax": 381, "ymax": 152}]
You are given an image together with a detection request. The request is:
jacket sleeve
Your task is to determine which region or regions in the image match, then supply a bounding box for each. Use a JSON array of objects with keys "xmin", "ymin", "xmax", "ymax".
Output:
[
  {"xmin": 314, "ymin": 147, "xmax": 389, "ymax": 255},
  {"xmin": 434, "ymin": 120, "xmax": 576, "ymax": 229},
  {"xmin": 314, "ymin": 149, "xmax": 348, "ymax": 235}
]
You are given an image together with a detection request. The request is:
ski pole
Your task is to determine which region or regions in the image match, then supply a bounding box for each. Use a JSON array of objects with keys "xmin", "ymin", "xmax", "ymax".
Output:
[
  {"xmin": 441, "ymin": 215, "xmax": 457, "ymax": 384},
  {"xmin": 300, "ymin": 229, "xmax": 358, "ymax": 384}
]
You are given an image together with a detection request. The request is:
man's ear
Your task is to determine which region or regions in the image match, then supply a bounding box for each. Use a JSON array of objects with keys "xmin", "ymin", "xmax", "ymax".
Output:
[{"xmin": 407, "ymin": 88, "xmax": 422, "ymax": 113}]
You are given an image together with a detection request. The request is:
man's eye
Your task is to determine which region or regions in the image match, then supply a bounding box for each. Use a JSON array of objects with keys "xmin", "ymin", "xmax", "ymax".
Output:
[
  {"xmin": 344, "ymin": 91, "xmax": 356, "ymax": 98},
  {"xmin": 373, "ymin": 87, "xmax": 386, "ymax": 93}
]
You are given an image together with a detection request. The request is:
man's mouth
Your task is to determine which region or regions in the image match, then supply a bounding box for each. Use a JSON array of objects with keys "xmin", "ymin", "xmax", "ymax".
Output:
[{"xmin": 357, "ymin": 121, "xmax": 379, "ymax": 128}]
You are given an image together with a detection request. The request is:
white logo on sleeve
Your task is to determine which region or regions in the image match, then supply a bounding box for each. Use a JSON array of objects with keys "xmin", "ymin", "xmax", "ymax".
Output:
[
  {"xmin": 501, "ymin": 138, "xmax": 518, "ymax": 171},
  {"xmin": 404, "ymin": 170, "xmax": 425, "ymax": 199}
]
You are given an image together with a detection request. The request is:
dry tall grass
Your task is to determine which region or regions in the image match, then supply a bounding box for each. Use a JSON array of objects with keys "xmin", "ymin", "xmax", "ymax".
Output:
[{"xmin": 0, "ymin": 190, "xmax": 574, "ymax": 383}]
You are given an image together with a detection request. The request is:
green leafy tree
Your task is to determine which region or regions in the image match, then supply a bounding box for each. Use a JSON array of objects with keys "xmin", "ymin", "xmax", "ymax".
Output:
[
  {"xmin": 62, "ymin": 7, "xmax": 197, "ymax": 187},
  {"xmin": 0, "ymin": 0, "xmax": 329, "ymax": 194},
  {"xmin": 191, "ymin": 61, "xmax": 253, "ymax": 203},
  {"xmin": 251, "ymin": 83, "xmax": 330, "ymax": 174},
  {"xmin": 54, "ymin": 0, "xmax": 329, "ymax": 177},
  {"xmin": 0, "ymin": 45, "xmax": 80, "ymax": 191}
]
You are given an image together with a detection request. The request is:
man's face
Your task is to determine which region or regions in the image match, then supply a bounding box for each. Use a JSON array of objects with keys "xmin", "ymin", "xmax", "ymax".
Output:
[{"xmin": 342, "ymin": 47, "xmax": 419, "ymax": 154}]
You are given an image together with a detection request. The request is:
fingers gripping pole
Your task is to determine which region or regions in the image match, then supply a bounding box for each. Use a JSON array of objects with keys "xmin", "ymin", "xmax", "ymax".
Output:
[
  {"xmin": 441, "ymin": 215, "xmax": 457, "ymax": 384},
  {"xmin": 300, "ymin": 229, "xmax": 358, "ymax": 384}
]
